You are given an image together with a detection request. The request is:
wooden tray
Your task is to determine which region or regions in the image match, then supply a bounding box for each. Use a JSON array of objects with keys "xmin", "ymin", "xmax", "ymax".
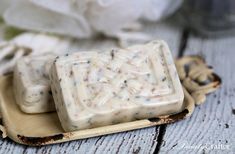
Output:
[{"xmin": 0, "ymin": 75, "xmax": 193, "ymax": 146}]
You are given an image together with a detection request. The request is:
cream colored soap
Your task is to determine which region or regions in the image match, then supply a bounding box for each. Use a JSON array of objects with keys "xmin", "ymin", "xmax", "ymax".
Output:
[
  {"xmin": 14, "ymin": 53, "xmax": 56, "ymax": 113},
  {"xmin": 49, "ymin": 40, "xmax": 184, "ymax": 131}
]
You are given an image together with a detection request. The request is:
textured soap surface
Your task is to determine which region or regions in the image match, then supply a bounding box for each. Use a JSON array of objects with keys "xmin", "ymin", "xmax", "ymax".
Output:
[
  {"xmin": 14, "ymin": 53, "xmax": 56, "ymax": 113},
  {"xmin": 50, "ymin": 40, "xmax": 184, "ymax": 131}
]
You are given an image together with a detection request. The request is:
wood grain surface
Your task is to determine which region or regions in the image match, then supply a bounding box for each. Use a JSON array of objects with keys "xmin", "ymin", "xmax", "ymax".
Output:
[{"xmin": 159, "ymin": 33, "xmax": 235, "ymax": 154}]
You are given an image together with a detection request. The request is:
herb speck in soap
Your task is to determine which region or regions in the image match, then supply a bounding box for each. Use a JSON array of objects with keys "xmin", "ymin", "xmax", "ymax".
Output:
[
  {"xmin": 111, "ymin": 50, "xmax": 115, "ymax": 59},
  {"xmin": 48, "ymin": 91, "xmax": 52, "ymax": 95},
  {"xmin": 145, "ymin": 98, "xmax": 150, "ymax": 102},
  {"xmin": 70, "ymin": 71, "xmax": 73, "ymax": 77},
  {"xmin": 162, "ymin": 77, "xmax": 166, "ymax": 82}
]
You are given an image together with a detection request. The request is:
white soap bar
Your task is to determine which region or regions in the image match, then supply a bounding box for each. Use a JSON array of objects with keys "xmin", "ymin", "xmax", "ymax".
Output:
[
  {"xmin": 50, "ymin": 40, "xmax": 184, "ymax": 131},
  {"xmin": 14, "ymin": 53, "xmax": 56, "ymax": 113}
]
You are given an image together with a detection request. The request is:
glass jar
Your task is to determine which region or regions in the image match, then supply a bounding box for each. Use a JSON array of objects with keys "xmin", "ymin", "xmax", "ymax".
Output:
[{"xmin": 179, "ymin": 0, "xmax": 235, "ymax": 36}]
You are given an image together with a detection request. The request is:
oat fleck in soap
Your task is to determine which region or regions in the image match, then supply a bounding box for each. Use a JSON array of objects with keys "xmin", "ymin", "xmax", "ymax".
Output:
[{"xmin": 49, "ymin": 40, "xmax": 184, "ymax": 131}]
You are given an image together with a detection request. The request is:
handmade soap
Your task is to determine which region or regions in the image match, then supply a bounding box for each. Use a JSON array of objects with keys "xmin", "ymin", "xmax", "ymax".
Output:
[
  {"xmin": 50, "ymin": 40, "xmax": 184, "ymax": 131},
  {"xmin": 14, "ymin": 53, "xmax": 56, "ymax": 113}
]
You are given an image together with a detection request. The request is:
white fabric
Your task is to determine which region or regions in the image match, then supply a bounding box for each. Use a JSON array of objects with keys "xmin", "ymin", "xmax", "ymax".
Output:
[{"xmin": 1, "ymin": 0, "xmax": 182, "ymax": 42}]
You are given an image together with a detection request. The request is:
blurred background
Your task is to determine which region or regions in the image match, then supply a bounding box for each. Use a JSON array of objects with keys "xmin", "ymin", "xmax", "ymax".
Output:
[
  {"xmin": 1, "ymin": 0, "xmax": 235, "ymax": 42},
  {"xmin": 0, "ymin": 0, "xmax": 234, "ymax": 75}
]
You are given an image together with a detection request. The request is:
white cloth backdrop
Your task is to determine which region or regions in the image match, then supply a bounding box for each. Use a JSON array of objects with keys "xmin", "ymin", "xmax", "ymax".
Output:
[{"xmin": 0, "ymin": 0, "xmax": 182, "ymax": 42}]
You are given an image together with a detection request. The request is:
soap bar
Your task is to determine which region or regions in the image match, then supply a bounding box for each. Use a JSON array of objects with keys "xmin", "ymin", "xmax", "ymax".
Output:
[
  {"xmin": 50, "ymin": 40, "xmax": 184, "ymax": 131},
  {"xmin": 14, "ymin": 53, "xmax": 56, "ymax": 113}
]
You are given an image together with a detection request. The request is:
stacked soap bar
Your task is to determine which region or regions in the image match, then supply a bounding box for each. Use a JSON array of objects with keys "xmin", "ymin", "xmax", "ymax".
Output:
[
  {"xmin": 49, "ymin": 40, "xmax": 184, "ymax": 131},
  {"xmin": 14, "ymin": 53, "xmax": 56, "ymax": 113}
]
